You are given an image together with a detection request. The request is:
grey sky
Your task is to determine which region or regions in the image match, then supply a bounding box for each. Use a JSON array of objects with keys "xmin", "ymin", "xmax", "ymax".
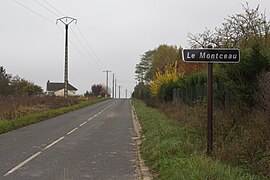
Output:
[{"xmin": 1, "ymin": 0, "xmax": 270, "ymax": 97}]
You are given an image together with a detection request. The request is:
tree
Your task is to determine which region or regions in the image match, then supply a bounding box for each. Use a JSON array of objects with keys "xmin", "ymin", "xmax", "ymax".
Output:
[
  {"xmin": 0, "ymin": 66, "xmax": 43, "ymax": 96},
  {"xmin": 186, "ymin": 3, "xmax": 270, "ymax": 107},
  {"xmin": 13, "ymin": 78, "xmax": 43, "ymax": 96},
  {"xmin": 0, "ymin": 66, "xmax": 13, "ymax": 96},
  {"xmin": 135, "ymin": 45, "xmax": 206, "ymax": 84},
  {"xmin": 220, "ymin": 3, "xmax": 270, "ymax": 47},
  {"xmin": 91, "ymin": 84, "xmax": 105, "ymax": 97},
  {"xmin": 187, "ymin": 28, "xmax": 222, "ymax": 48},
  {"xmin": 133, "ymin": 82, "xmax": 151, "ymax": 100},
  {"xmin": 177, "ymin": 48, "xmax": 207, "ymax": 75},
  {"xmin": 152, "ymin": 45, "xmax": 179, "ymax": 76},
  {"xmin": 84, "ymin": 90, "xmax": 91, "ymax": 97},
  {"xmin": 188, "ymin": 3, "xmax": 270, "ymax": 48},
  {"xmin": 135, "ymin": 49, "xmax": 155, "ymax": 83},
  {"xmin": 219, "ymin": 40, "xmax": 270, "ymax": 106}
]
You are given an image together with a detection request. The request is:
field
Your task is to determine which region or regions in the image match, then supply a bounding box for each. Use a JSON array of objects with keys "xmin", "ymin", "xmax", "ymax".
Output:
[
  {"xmin": 0, "ymin": 96, "xmax": 81, "ymax": 120},
  {"xmin": 0, "ymin": 96, "xmax": 107, "ymax": 134}
]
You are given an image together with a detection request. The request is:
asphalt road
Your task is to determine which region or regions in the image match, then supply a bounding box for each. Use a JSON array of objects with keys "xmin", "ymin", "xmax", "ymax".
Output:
[{"xmin": 0, "ymin": 99, "xmax": 138, "ymax": 180}]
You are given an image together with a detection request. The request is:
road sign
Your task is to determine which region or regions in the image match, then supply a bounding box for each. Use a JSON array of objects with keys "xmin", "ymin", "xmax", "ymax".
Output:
[
  {"xmin": 182, "ymin": 47, "xmax": 240, "ymax": 156},
  {"xmin": 182, "ymin": 48, "xmax": 240, "ymax": 63}
]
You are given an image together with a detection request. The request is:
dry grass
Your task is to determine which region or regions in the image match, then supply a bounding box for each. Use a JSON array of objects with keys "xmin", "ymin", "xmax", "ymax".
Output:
[
  {"xmin": 133, "ymin": 99, "xmax": 256, "ymax": 179},
  {"xmin": 0, "ymin": 96, "xmax": 78, "ymax": 120},
  {"xmin": 149, "ymin": 78, "xmax": 270, "ymax": 178},
  {"xmin": 213, "ymin": 106, "xmax": 270, "ymax": 177},
  {"xmin": 0, "ymin": 97, "xmax": 108, "ymax": 134}
]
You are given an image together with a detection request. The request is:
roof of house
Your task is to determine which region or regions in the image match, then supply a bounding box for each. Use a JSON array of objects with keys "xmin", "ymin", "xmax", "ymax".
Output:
[{"xmin": 47, "ymin": 81, "xmax": 77, "ymax": 91}]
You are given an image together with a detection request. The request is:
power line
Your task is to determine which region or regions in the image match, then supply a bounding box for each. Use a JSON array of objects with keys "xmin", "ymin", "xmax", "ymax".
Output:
[
  {"xmin": 56, "ymin": 23, "xmax": 64, "ymax": 33},
  {"xmin": 41, "ymin": 0, "xmax": 65, "ymax": 16},
  {"xmin": 70, "ymin": 41, "xmax": 98, "ymax": 68},
  {"xmin": 13, "ymin": 0, "xmax": 54, "ymax": 24},
  {"xmin": 14, "ymin": 0, "xmax": 107, "ymax": 76},
  {"xmin": 38, "ymin": 0, "xmax": 109, "ymax": 71},
  {"xmin": 70, "ymin": 28, "xmax": 104, "ymax": 70},
  {"xmin": 32, "ymin": 0, "xmax": 59, "ymax": 17},
  {"xmin": 57, "ymin": 24, "xmax": 101, "ymax": 69},
  {"xmin": 76, "ymin": 25, "xmax": 107, "ymax": 69},
  {"xmin": 37, "ymin": 7, "xmax": 102, "ymax": 70}
]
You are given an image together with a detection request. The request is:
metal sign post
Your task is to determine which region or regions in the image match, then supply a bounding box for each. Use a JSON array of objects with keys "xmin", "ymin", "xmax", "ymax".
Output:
[
  {"xmin": 207, "ymin": 63, "xmax": 213, "ymax": 156},
  {"xmin": 182, "ymin": 48, "xmax": 240, "ymax": 156}
]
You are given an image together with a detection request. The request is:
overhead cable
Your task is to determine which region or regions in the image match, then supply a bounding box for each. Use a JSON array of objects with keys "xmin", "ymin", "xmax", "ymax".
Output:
[
  {"xmin": 70, "ymin": 28, "xmax": 104, "ymax": 70},
  {"xmin": 76, "ymin": 25, "xmax": 107, "ymax": 69},
  {"xmin": 41, "ymin": 0, "xmax": 65, "ymax": 16},
  {"xmin": 13, "ymin": 0, "xmax": 54, "ymax": 24},
  {"xmin": 32, "ymin": 0, "xmax": 59, "ymax": 17}
]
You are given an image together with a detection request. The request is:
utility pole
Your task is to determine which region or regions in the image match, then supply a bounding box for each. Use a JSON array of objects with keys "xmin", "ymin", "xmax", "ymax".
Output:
[
  {"xmin": 103, "ymin": 70, "xmax": 111, "ymax": 97},
  {"xmin": 125, "ymin": 89, "xmax": 127, "ymax": 99},
  {"xmin": 112, "ymin": 73, "xmax": 115, "ymax": 98},
  {"xmin": 115, "ymin": 79, "xmax": 117, "ymax": 98},
  {"xmin": 56, "ymin": 17, "xmax": 77, "ymax": 98},
  {"xmin": 118, "ymin": 85, "xmax": 121, "ymax": 99}
]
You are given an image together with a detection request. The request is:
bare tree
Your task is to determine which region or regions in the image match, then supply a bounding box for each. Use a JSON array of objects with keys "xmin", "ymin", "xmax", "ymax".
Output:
[
  {"xmin": 187, "ymin": 28, "xmax": 222, "ymax": 48},
  {"xmin": 188, "ymin": 3, "xmax": 270, "ymax": 48}
]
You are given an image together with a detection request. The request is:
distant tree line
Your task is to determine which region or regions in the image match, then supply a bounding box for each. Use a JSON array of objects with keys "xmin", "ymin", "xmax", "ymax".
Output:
[
  {"xmin": 84, "ymin": 84, "xmax": 107, "ymax": 97},
  {"xmin": 0, "ymin": 66, "xmax": 43, "ymax": 97}
]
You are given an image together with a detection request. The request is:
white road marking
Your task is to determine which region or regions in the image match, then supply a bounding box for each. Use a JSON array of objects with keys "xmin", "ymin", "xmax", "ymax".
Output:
[
  {"xmin": 3, "ymin": 101, "xmax": 116, "ymax": 176},
  {"xmin": 88, "ymin": 117, "xmax": 93, "ymax": 121},
  {"xmin": 4, "ymin": 152, "xmax": 42, "ymax": 176},
  {"xmin": 67, "ymin": 127, "xmax": 78, "ymax": 135},
  {"xmin": 79, "ymin": 121, "xmax": 87, "ymax": 127},
  {"xmin": 44, "ymin": 136, "xmax": 65, "ymax": 150}
]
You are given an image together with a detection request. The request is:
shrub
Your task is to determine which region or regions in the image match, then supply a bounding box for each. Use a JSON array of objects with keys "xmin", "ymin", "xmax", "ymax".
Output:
[
  {"xmin": 158, "ymin": 81, "xmax": 179, "ymax": 102},
  {"xmin": 149, "ymin": 62, "xmax": 184, "ymax": 97},
  {"xmin": 218, "ymin": 40, "xmax": 270, "ymax": 107},
  {"xmin": 133, "ymin": 82, "xmax": 151, "ymax": 100}
]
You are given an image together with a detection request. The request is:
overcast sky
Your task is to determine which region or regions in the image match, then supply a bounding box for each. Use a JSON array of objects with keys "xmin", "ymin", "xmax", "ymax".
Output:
[{"xmin": 1, "ymin": 0, "xmax": 270, "ymax": 97}]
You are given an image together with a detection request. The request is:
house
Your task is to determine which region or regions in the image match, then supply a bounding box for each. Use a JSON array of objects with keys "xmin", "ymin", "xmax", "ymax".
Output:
[{"xmin": 46, "ymin": 80, "xmax": 77, "ymax": 96}]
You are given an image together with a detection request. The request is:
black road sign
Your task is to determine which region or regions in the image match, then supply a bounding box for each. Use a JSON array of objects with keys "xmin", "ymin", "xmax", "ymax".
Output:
[
  {"xmin": 182, "ymin": 49, "xmax": 240, "ymax": 63},
  {"xmin": 182, "ymin": 48, "xmax": 240, "ymax": 156}
]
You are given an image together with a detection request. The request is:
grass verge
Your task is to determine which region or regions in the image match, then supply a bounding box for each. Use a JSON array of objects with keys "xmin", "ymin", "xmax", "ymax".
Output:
[
  {"xmin": 0, "ymin": 97, "xmax": 108, "ymax": 134},
  {"xmin": 132, "ymin": 99, "xmax": 259, "ymax": 180}
]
